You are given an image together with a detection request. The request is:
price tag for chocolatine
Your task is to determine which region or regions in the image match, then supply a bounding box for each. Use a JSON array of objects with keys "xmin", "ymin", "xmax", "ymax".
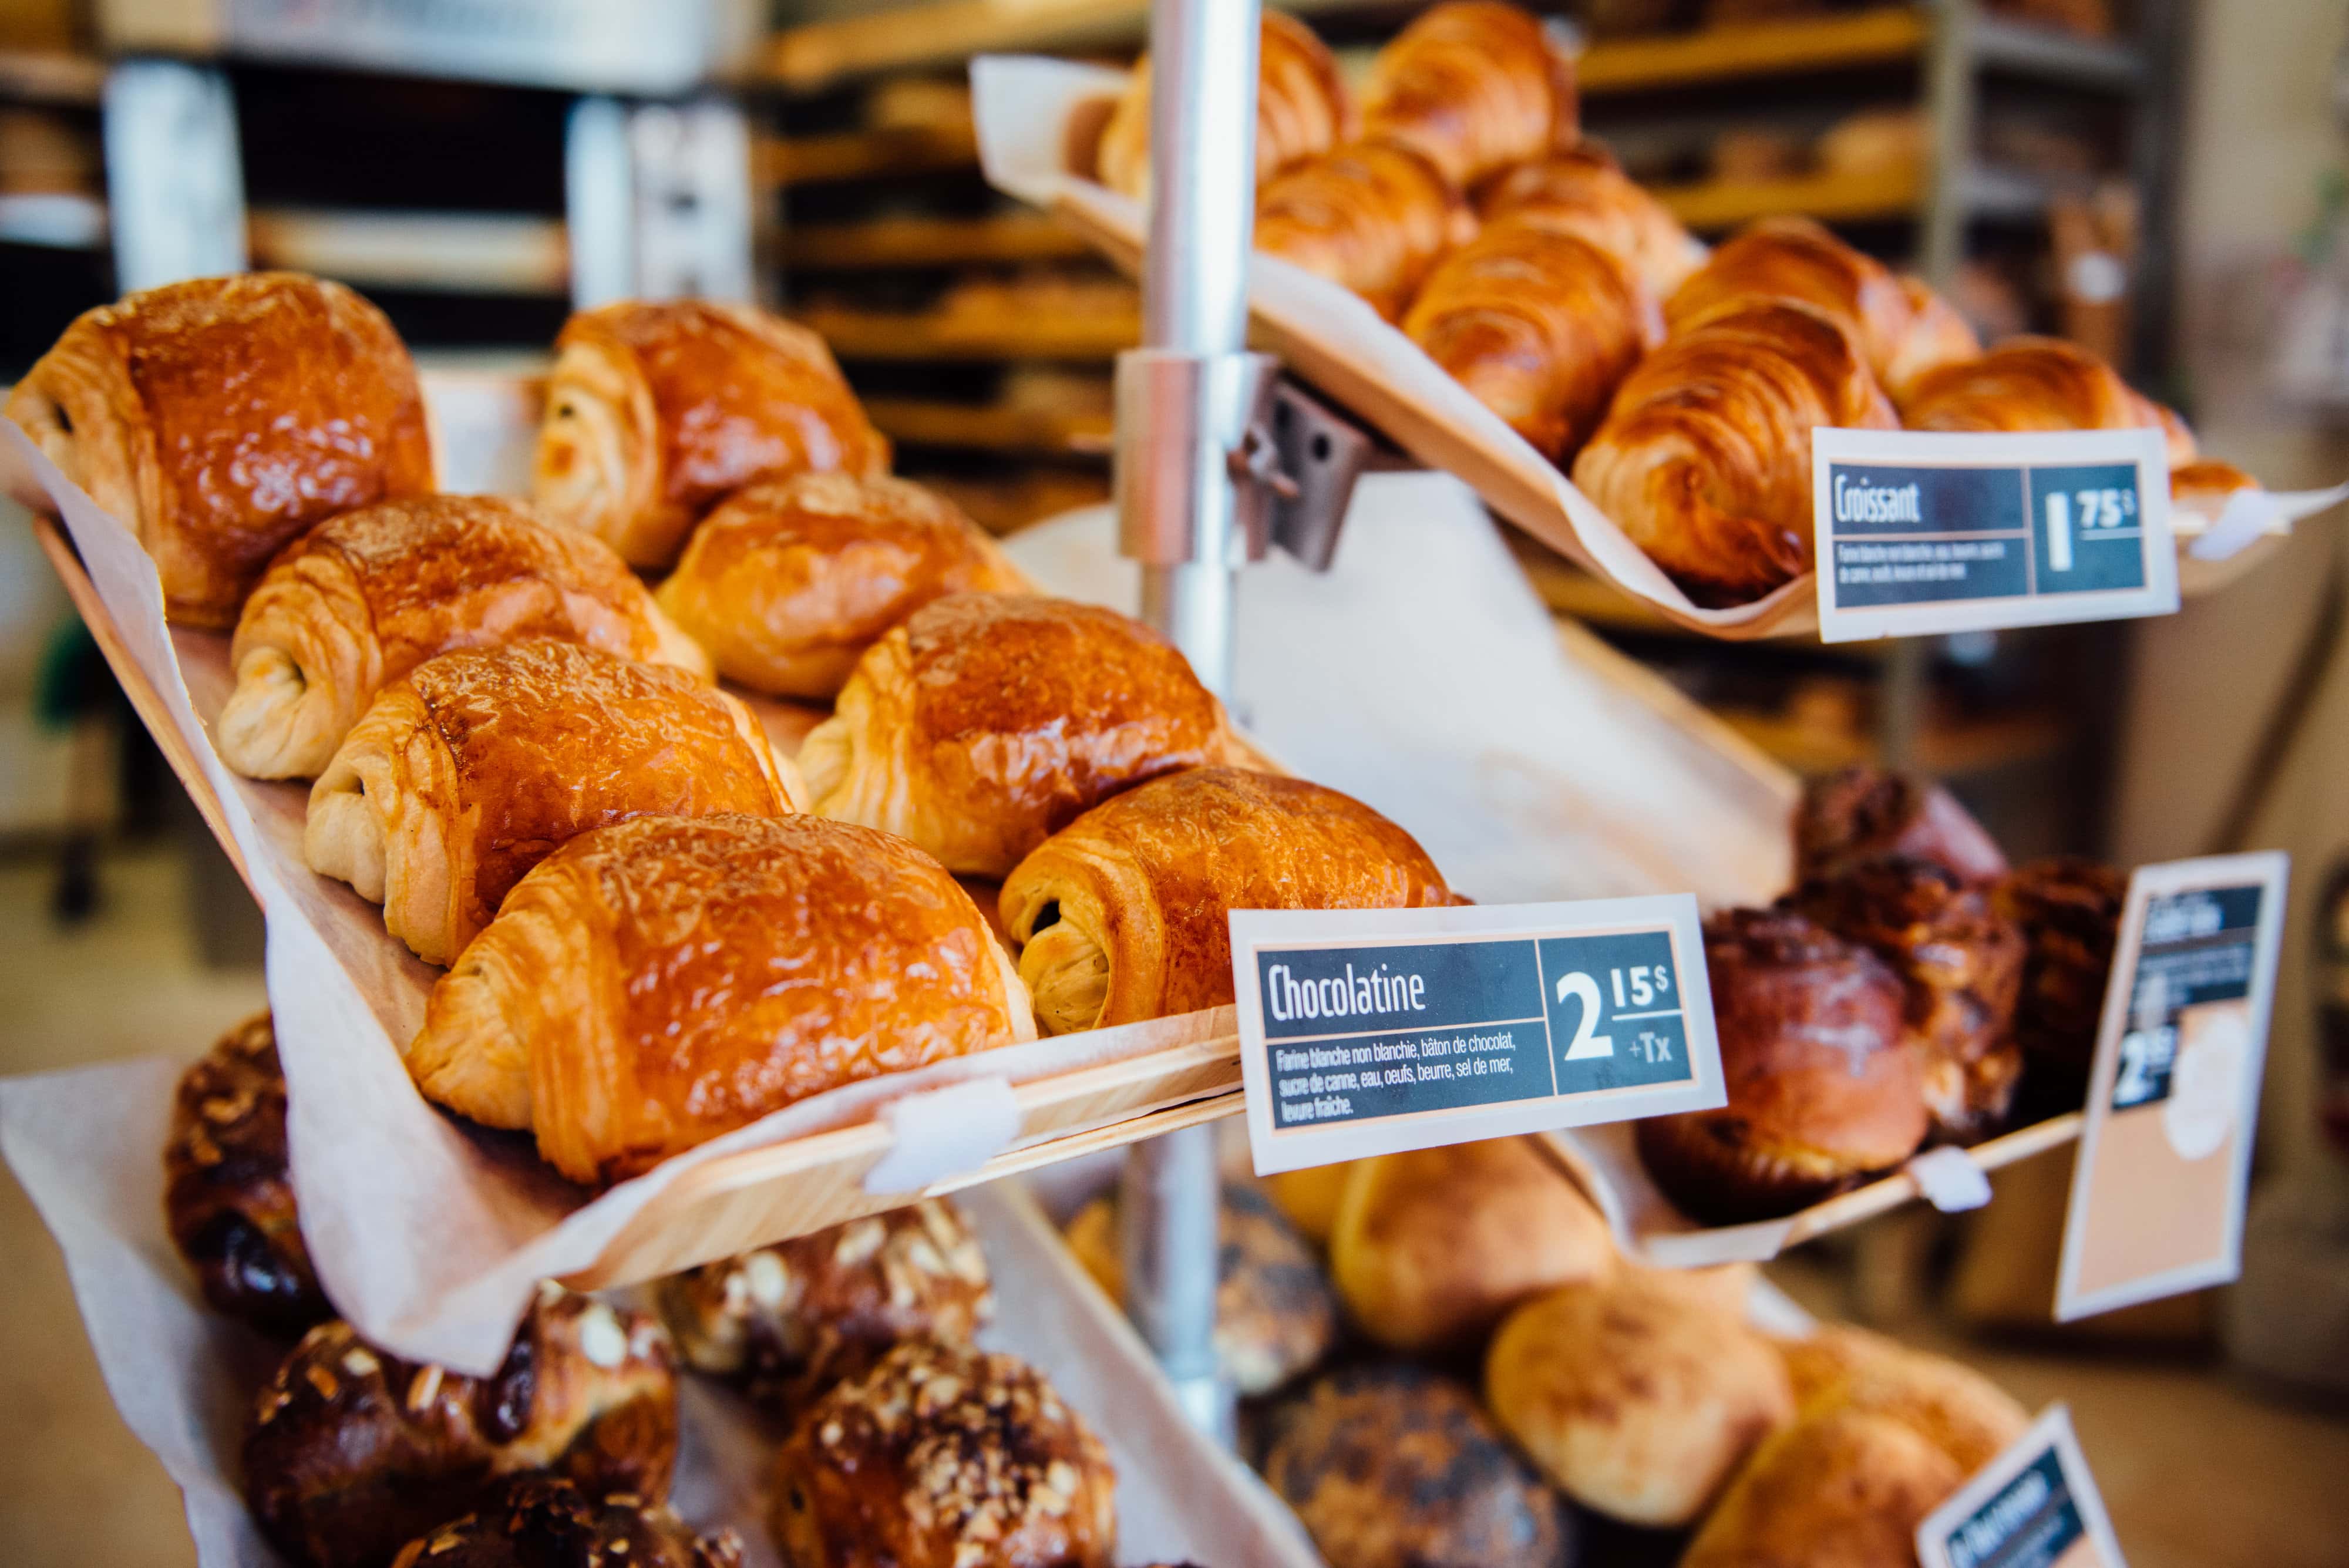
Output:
[
  {"xmin": 2056, "ymin": 852, "xmax": 2289, "ymax": 1321},
  {"xmin": 1229, "ymin": 896, "xmax": 1724, "ymax": 1175},
  {"xmin": 1916, "ymin": 1406, "xmax": 2126, "ymax": 1568},
  {"xmin": 1811, "ymin": 427, "xmax": 2179, "ymax": 643}
]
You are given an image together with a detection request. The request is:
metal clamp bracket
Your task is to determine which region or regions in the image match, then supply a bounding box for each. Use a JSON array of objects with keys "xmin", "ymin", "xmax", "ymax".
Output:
[{"xmin": 1259, "ymin": 377, "xmax": 1378, "ymax": 573}]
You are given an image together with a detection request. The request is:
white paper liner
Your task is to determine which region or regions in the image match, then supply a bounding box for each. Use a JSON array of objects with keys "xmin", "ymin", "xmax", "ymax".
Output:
[
  {"xmin": 0, "ymin": 1059, "xmax": 1322, "ymax": 1568},
  {"xmin": 972, "ymin": 55, "xmax": 2347, "ymax": 634},
  {"xmin": 3, "ymin": 422, "xmax": 1251, "ymax": 1374}
]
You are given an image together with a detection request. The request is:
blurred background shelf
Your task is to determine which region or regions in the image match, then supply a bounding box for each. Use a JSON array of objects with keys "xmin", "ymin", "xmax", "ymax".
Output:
[
  {"xmin": 783, "ymin": 212, "xmax": 1090, "ymax": 268},
  {"xmin": 1654, "ymin": 164, "xmax": 1922, "ymax": 230},
  {"xmin": 756, "ymin": 122, "xmax": 980, "ymax": 189},
  {"xmin": 0, "ymin": 48, "xmax": 103, "ymax": 107},
  {"xmin": 863, "ymin": 393, "xmax": 1113, "ymax": 453},
  {"xmin": 791, "ymin": 303, "xmax": 1135, "ymax": 360},
  {"xmin": 245, "ymin": 208, "xmax": 569, "ymax": 295}
]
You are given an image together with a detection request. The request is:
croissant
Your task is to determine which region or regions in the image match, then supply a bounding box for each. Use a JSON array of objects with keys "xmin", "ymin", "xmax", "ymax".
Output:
[
  {"xmin": 1899, "ymin": 335, "xmax": 2199, "ymax": 466},
  {"xmin": 1095, "ymin": 11, "xmax": 1352, "ymax": 202},
  {"xmin": 1665, "ymin": 218, "xmax": 1978, "ymax": 402},
  {"xmin": 1359, "ymin": 1, "xmax": 1578, "ymax": 189},
  {"xmin": 533, "ymin": 300, "xmax": 889, "ymax": 570},
  {"xmin": 1478, "ymin": 144, "xmax": 1701, "ymax": 298},
  {"xmin": 5, "ymin": 272, "xmax": 433, "ymax": 628},
  {"xmin": 799, "ymin": 593, "xmax": 1245, "ymax": 879},
  {"xmin": 218, "ymin": 496, "xmax": 709, "ymax": 781},
  {"xmin": 1403, "ymin": 224, "xmax": 1663, "ymax": 462},
  {"xmin": 1255, "ymin": 142, "xmax": 1476, "ymax": 321},
  {"xmin": 307, "ymin": 639, "xmax": 797, "ymax": 966},
  {"xmin": 1001, "ymin": 768, "xmax": 1457, "ymax": 1035},
  {"xmin": 1573, "ymin": 301, "xmax": 1899, "ymax": 605},
  {"xmin": 407, "ymin": 814, "xmax": 1034, "ymax": 1184},
  {"xmin": 654, "ymin": 472, "xmax": 1024, "ymax": 700}
]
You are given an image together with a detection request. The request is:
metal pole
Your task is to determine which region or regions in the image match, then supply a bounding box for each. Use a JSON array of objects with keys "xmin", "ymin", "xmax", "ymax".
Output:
[{"xmin": 1112, "ymin": 0, "xmax": 1264, "ymax": 1442}]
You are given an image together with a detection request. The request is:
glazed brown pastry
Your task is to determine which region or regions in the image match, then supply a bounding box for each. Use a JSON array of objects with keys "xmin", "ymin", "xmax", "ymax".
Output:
[
  {"xmin": 1478, "ymin": 143, "xmax": 1701, "ymax": 298},
  {"xmin": 1793, "ymin": 765, "xmax": 2010, "ymax": 887},
  {"xmin": 1786, "ymin": 856, "xmax": 2027, "ymax": 1146},
  {"xmin": 1063, "ymin": 1180, "xmax": 1340, "ymax": 1396},
  {"xmin": 306, "ymin": 639, "xmax": 798, "ymax": 965},
  {"xmin": 1329, "ymin": 1137, "xmax": 1616, "ymax": 1354},
  {"xmin": 407, "ymin": 815, "xmax": 1034, "ymax": 1185},
  {"xmin": 799, "ymin": 594, "xmax": 1244, "ymax": 879},
  {"xmin": 770, "ymin": 1338, "xmax": 1116, "ymax": 1568},
  {"xmin": 1574, "ymin": 301, "xmax": 1899, "ymax": 605},
  {"xmin": 5, "ymin": 272, "xmax": 433, "ymax": 628},
  {"xmin": 389, "ymin": 1476, "xmax": 743, "ymax": 1568},
  {"xmin": 1634, "ymin": 908, "xmax": 1922, "ymax": 1223},
  {"xmin": 653, "ymin": 472, "xmax": 1023, "ymax": 701},
  {"xmin": 1485, "ymin": 1270, "xmax": 1795, "ymax": 1527},
  {"xmin": 1679, "ymin": 1407, "xmax": 1964, "ymax": 1568},
  {"xmin": 1993, "ymin": 855, "xmax": 2128, "ymax": 1096},
  {"xmin": 1772, "ymin": 1324, "xmax": 2027, "ymax": 1475},
  {"xmin": 1000, "ymin": 768, "xmax": 1457, "ymax": 1036},
  {"xmin": 1900, "ymin": 335, "xmax": 2198, "ymax": 466},
  {"xmin": 1258, "ymin": 1363, "xmax": 1574, "ymax": 1568},
  {"xmin": 220, "ymin": 496, "xmax": 711, "ymax": 780},
  {"xmin": 1096, "ymin": 11, "xmax": 1352, "ymax": 201},
  {"xmin": 163, "ymin": 1011, "xmax": 329, "ymax": 1336},
  {"xmin": 533, "ymin": 300, "xmax": 889, "ymax": 569},
  {"xmin": 243, "ymin": 1288, "xmax": 677, "ymax": 1568},
  {"xmin": 1404, "ymin": 224, "xmax": 1663, "ymax": 463},
  {"xmin": 655, "ymin": 1200, "xmax": 993, "ymax": 1415},
  {"xmin": 1255, "ymin": 141, "xmax": 1475, "ymax": 321},
  {"xmin": 1359, "ymin": 1, "xmax": 1579, "ymax": 189}
]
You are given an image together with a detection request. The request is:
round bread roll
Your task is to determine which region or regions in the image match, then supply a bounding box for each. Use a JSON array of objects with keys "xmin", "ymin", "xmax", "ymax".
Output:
[
  {"xmin": 655, "ymin": 1199, "xmax": 992, "ymax": 1416},
  {"xmin": 389, "ymin": 1475, "xmax": 742, "ymax": 1568},
  {"xmin": 1330, "ymin": 1137, "xmax": 1615, "ymax": 1354},
  {"xmin": 1634, "ymin": 909, "xmax": 1923, "ymax": 1224},
  {"xmin": 1772, "ymin": 1324, "xmax": 2027, "ymax": 1474},
  {"xmin": 770, "ymin": 1338, "xmax": 1115, "ymax": 1568},
  {"xmin": 1680, "ymin": 1406, "xmax": 1966, "ymax": 1568},
  {"xmin": 1259, "ymin": 1362, "xmax": 1574, "ymax": 1568},
  {"xmin": 1063, "ymin": 1181, "xmax": 1338, "ymax": 1396},
  {"xmin": 1262, "ymin": 1161, "xmax": 1358, "ymax": 1248},
  {"xmin": 1485, "ymin": 1271, "xmax": 1794, "ymax": 1527}
]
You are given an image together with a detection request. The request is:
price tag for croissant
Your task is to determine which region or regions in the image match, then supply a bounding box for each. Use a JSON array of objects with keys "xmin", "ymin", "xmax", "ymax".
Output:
[
  {"xmin": 1229, "ymin": 895, "xmax": 1724, "ymax": 1175},
  {"xmin": 1812, "ymin": 427, "xmax": 2179, "ymax": 642},
  {"xmin": 1916, "ymin": 1406, "xmax": 2126, "ymax": 1568},
  {"xmin": 2057, "ymin": 852, "xmax": 2288, "ymax": 1321}
]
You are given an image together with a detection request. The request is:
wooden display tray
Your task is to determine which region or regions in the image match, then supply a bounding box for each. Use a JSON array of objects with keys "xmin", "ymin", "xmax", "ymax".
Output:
[{"xmin": 29, "ymin": 513, "xmax": 1249, "ymax": 1293}]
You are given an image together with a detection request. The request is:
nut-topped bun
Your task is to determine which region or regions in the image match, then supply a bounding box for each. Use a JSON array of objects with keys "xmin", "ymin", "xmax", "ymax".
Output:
[
  {"xmin": 1064, "ymin": 1180, "xmax": 1338, "ymax": 1396},
  {"xmin": 770, "ymin": 1338, "xmax": 1116, "ymax": 1568},
  {"xmin": 389, "ymin": 1475, "xmax": 742, "ymax": 1568},
  {"xmin": 1485, "ymin": 1270, "xmax": 1795, "ymax": 1528},
  {"xmin": 1635, "ymin": 909, "xmax": 1922, "ymax": 1224},
  {"xmin": 1793, "ymin": 767, "xmax": 2008, "ymax": 887},
  {"xmin": 1679, "ymin": 1406, "xmax": 1965, "ymax": 1568},
  {"xmin": 1330, "ymin": 1136, "xmax": 1614, "ymax": 1354},
  {"xmin": 1258, "ymin": 1362, "xmax": 1573, "ymax": 1568},
  {"xmin": 1993, "ymin": 856, "xmax": 2128, "ymax": 1105},
  {"xmin": 164, "ymin": 1011, "xmax": 331, "ymax": 1336},
  {"xmin": 1785, "ymin": 856, "xmax": 2025, "ymax": 1146},
  {"xmin": 243, "ymin": 1288, "xmax": 677, "ymax": 1568},
  {"xmin": 655, "ymin": 1199, "xmax": 992, "ymax": 1415}
]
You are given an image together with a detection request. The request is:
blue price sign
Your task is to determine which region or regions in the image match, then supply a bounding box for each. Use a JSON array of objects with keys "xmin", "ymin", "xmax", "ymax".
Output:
[
  {"xmin": 1231, "ymin": 895, "xmax": 1724, "ymax": 1174},
  {"xmin": 1812, "ymin": 428, "xmax": 2179, "ymax": 641}
]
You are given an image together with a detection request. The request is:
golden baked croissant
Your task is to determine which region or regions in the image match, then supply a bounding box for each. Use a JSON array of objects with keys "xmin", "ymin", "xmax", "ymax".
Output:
[
  {"xmin": 654, "ymin": 472, "xmax": 1023, "ymax": 700},
  {"xmin": 1886, "ymin": 275, "xmax": 1983, "ymax": 402},
  {"xmin": 1403, "ymin": 224, "xmax": 1663, "ymax": 462},
  {"xmin": 799, "ymin": 593, "xmax": 1245, "ymax": 879},
  {"xmin": 219, "ymin": 495, "xmax": 709, "ymax": 781},
  {"xmin": 307, "ymin": 639, "xmax": 797, "ymax": 966},
  {"xmin": 1095, "ymin": 11, "xmax": 1352, "ymax": 202},
  {"xmin": 5, "ymin": 272, "xmax": 434, "ymax": 628},
  {"xmin": 1899, "ymin": 334, "xmax": 2199, "ymax": 465},
  {"xmin": 1359, "ymin": 1, "xmax": 1579, "ymax": 189},
  {"xmin": 1255, "ymin": 142, "xmax": 1476, "ymax": 321},
  {"xmin": 407, "ymin": 814, "xmax": 1034, "ymax": 1185},
  {"xmin": 533, "ymin": 300, "xmax": 889, "ymax": 570},
  {"xmin": 1573, "ymin": 301, "xmax": 1899, "ymax": 605},
  {"xmin": 1001, "ymin": 767, "xmax": 1456, "ymax": 1035},
  {"xmin": 1478, "ymin": 144, "xmax": 1701, "ymax": 298}
]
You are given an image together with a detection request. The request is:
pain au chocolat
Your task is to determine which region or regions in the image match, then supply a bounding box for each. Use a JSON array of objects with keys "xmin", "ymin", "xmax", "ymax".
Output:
[
  {"xmin": 305, "ymin": 638, "xmax": 797, "ymax": 965},
  {"xmin": 406, "ymin": 813, "xmax": 1034, "ymax": 1185},
  {"xmin": 220, "ymin": 495, "xmax": 709, "ymax": 780},
  {"xmin": 5, "ymin": 272, "xmax": 433, "ymax": 628},
  {"xmin": 999, "ymin": 767, "xmax": 1457, "ymax": 1037}
]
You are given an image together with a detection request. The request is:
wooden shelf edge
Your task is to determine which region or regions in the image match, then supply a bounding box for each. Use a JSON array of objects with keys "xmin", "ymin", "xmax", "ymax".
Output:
[
  {"xmin": 1654, "ymin": 164, "xmax": 1923, "ymax": 230},
  {"xmin": 1580, "ymin": 7, "xmax": 1929, "ymax": 93},
  {"xmin": 783, "ymin": 213, "xmax": 1091, "ymax": 268}
]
